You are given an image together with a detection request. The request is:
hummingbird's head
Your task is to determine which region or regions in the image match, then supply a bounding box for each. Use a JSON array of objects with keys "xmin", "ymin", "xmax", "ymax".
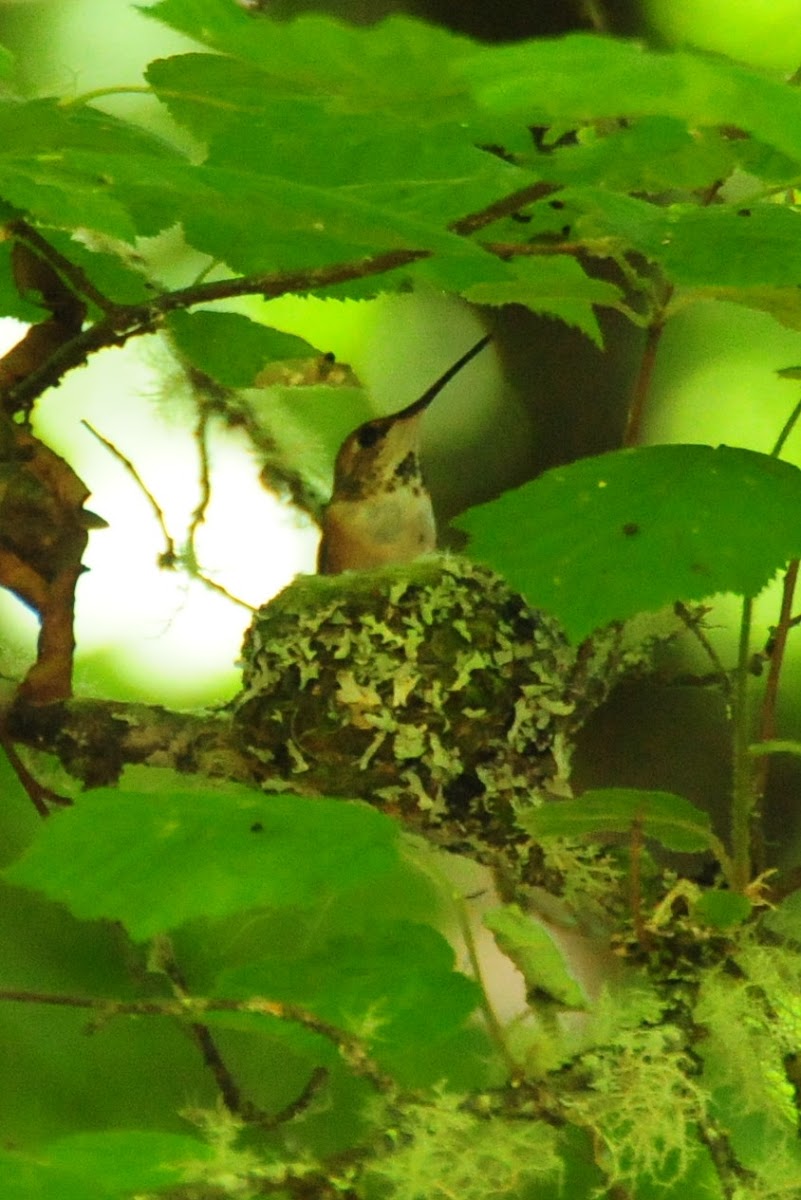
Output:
[
  {"xmin": 329, "ymin": 332, "xmax": 492, "ymax": 502},
  {"xmin": 331, "ymin": 397, "xmax": 429, "ymax": 500}
]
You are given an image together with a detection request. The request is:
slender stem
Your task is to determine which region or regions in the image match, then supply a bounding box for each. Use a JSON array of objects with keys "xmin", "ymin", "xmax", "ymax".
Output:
[
  {"xmin": 154, "ymin": 936, "xmax": 250, "ymax": 1119},
  {"xmin": 188, "ymin": 407, "xmax": 213, "ymax": 551},
  {"xmin": 628, "ymin": 812, "xmax": 651, "ymax": 950},
  {"xmin": 451, "ymin": 182, "xmax": 561, "ymax": 236},
  {"xmin": 1, "ymin": 249, "xmax": 429, "ymax": 416},
  {"xmin": 82, "ymin": 420, "xmax": 177, "ymax": 563},
  {"xmin": 754, "ymin": 561, "xmax": 799, "ymax": 793},
  {"xmin": 741, "ymin": 399, "xmax": 801, "ymax": 870},
  {"xmin": 674, "ymin": 601, "xmax": 732, "ymax": 703},
  {"xmin": 7, "ymin": 220, "xmax": 121, "ymax": 315},
  {"xmin": 0, "ymin": 988, "xmax": 393, "ymax": 1091},
  {"xmin": 58, "ymin": 85, "xmax": 153, "ymax": 109},
  {"xmin": 0, "ymin": 723, "xmax": 72, "ymax": 815},
  {"xmin": 771, "ymin": 393, "xmax": 801, "ymax": 459},
  {"xmin": 731, "ymin": 597, "xmax": 756, "ymax": 891},
  {"xmin": 624, "ymin": 284, "xmax": 673, "ymax": 447},
  {"xmin": 453, "ymin": 895, "xmax": 517, "ymax": 1077}
]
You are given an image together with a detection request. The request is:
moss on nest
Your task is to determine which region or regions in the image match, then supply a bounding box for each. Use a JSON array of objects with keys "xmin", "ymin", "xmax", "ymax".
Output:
[{"xmin": 233, "ymin": 555, "xmax": 666, "ymax": 849}]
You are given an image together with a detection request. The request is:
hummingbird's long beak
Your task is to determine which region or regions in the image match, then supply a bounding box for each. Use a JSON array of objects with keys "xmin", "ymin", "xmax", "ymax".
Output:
[{"xmin": 391, "ymin": 333, "xmax": 492, "ymax": 423}]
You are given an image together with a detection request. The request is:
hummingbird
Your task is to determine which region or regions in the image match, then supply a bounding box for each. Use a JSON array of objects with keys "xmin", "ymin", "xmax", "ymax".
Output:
[{"xmin": 317, "ymin": 334, "xmax": 491, "ymax": 575}]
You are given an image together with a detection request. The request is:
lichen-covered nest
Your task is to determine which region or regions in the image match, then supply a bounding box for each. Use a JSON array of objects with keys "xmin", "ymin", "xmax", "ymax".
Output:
[{"xmin": 233, "ymin": 555, "xmax": 662, "ymax": 847}]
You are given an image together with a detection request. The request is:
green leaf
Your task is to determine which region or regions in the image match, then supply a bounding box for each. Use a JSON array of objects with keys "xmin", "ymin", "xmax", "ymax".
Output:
[
  {"xmin": 216, "ymin": 919, "xmax": 480, "ymax": 1084},
  {"xmin": 455, "ymin": 444, "xmax": 801, "ymax": 642},
  {"xmin": 146, "ymin": 53, "xmax": 533, "ymax": 214},
  {"xmin": 51, "ymin": 147, "xmax": 507, "ymax": 279},
  {"xmin": 0, "ymin": 99, "xmax": 181, "ymax": 238},
  {"xmin": 506, "ymin": 188, "xmax": 801, "ymax": 292},
  {"xmin": 546, "ymin": 117, "xmax": 741, "ymax": 194},
  {"xmin": 2, "ymin": 786, "xmax": 399, "ymax": 940},
  {"xmin": 460, "ymin": 34, "xmax": 801, "ymax": 165},
  {"xmin": 761, "ymin": 888, "xmax": 801, "ymax": 942},
  {"xmin": 45, "ymin": 230, "xmax": 154, "ymax": 307},
  {"xmin": 0, "ymin": 44, "xmax": 14, "ymax": 82},
  {"xmin": 462, "ymin": 256, "xmax": 622, "ymax": 347},
  {"xmin": 570, "ymin": 192, "xmax": 801, "ymax": 289},
  {"xmin": 167, "ymin": 310, "xmax": 322, "ymax": 386},
  {"xmin": 242, "ymin": 381, "xmax": 368, "ymax": 500},
  {"xmin": 144, "ymin": 4, "xmax": 478, "ymax": 122},
  {"xmin": 483, "ymin": 904, "xmax": 586, "ymax": 1008},
  {"xmin": 693, "ymin": 890, "xmax": 752, "ymax": 930},
  {"xmin": 520, "ymin": 787, "xmax": 716, "ymax": 854},
  {"xmin": 0, "ymin": 1132, "xmax": 209, "ymax": 1200}
]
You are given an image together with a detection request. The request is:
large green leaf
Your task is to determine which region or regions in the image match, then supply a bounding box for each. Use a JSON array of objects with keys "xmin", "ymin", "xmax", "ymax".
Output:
[
  {"xmin": 565, "ymin": 190, "xmax": 801, "ymax": 289},
  {"xmin": 39, "ymin": 147, "xmax": 508, "ymax": 280},
  {"xmin": 167, "ymin": 310, "xmax": 321, "ymax": 386},
  {"xmin": 145, "ymin": 52, "xmax": 537, "ymax": 246},
  {"xmin": 144, "ymin": 3, "xmax": 478, "ymax": 122},
  {"xmin": 455, "ymin": 444, "xmax": 801, "ymax": 641},
  {"xmin": 462, "ymin": 256, "xmax": 622, "ymax": 346},
  {"xmin": 0, "ymin": 99, "xmax": 180, "ymax": 239},
  {"xmin": 3, "ymin": 786, "xmax": 399, "ymax": 940},
  {"xmin": 484, "ymin": 904, "xmax": 586, "ymax": 1008},
  {"xmin": 217, "ymin": 919, "xmax": 480, "ymax": 1083},
  {"xmin": 0, "ymin": 1133, "xmax": 210, "ymax": 1200},
  {"xmin": 544, "ymin": 117, "xmax": 744, "ymax": 195},
  {"xmin": 520, "ymin": 787, "xmax": 716, "ymax": 854},
  {"xmin": 459, "ymin": 34, "xmax": 801, "ymax": 165}
]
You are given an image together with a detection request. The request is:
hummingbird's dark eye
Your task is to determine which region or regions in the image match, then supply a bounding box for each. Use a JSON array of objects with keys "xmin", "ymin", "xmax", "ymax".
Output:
[{"xmin": 356, "ymin": 424, "xmax": 384, "ymax": 450}]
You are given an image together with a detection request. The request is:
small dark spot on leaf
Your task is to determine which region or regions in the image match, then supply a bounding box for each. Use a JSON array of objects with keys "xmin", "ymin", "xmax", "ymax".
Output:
[
  {"xmin": 549, "ymin": 199, "xmax": 565, "ymax": 210},
  {"xmin": 511, "ymin": 211, "xmax": 532, "ymax": 224},
  {"xmin": 561, "ymin": 225, "xmax": 572, "ymax": 237},
  {"xmin": 250, "ymin": 821, "xmax": 264, "ymax": 833},
  {"xmin": 690, "ymin": 562, "xmax": 709, "ymax": 574},
  {"xmin": 737, "ymin": 208, "xmax": 751, "ymax": 217},
  {"xmin": 622, "ymin": 522, "xmax": 640, "ymax": 536}
]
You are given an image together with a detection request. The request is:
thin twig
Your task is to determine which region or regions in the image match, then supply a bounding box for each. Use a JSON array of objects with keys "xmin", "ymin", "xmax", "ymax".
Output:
[
  {"xmin": 453, "ymin": 894, "xmax": 518, "ymax": 1077},
  {"xmin": 0, "ymin": 988, "xmax": 394, "ymax": 1092},
  {"xmin": 0, "ymin": 180, "xmax": 606, "ymax": 419},
  {"xmin": 771, "ymin": 393, "xmax": 801, "ymax": 459},
  {"xmin": 481, "ymin": 238, "xmax": 606, "ymax": 259},
  {"xmin": 0, "ymin": 724, "xmax": 72, "ymax": 816},
  {"xmin": 262, "ymin": 1066, "xmax": 329, "ymax": 1129},
  {"xmin": 451, "ymin": 182, "xmax": 561, "ymax": 236},
  {"xmin": 188, "ymin": 407, "xmax": 212, "ymax": 552},
  {"xmin": 744, "ymin": 402, "xmax": 801, "ymax": 869},
  {"xmin": 193, "ymin": 571, "xmax": 258, "ymax": 612},
  {"xmin": 624, "ymin": 283, "xmax": 673, "ymax": 447},
  {"xmin": 81, "ymin": 420, "xmax": 177, "ymax": 565},
  {"xmin": 674, "ymin": 601, "xmax": 732, "ymax": 702},
  {"xmin": 1, "ymin": 249, "xmax": 430, "ymax": 415},
  {"xmin": 155, "ymin": 936, "xmax": 253, "ymax": 1120},
  {"xmin": 83, "ymin": 418, "xmax": 255, "ymax": 610},
  {"xmin": 731, "ymin": 597, "xmax": 756, "ymax": 892},
  {"xmin": 752, "ymin": 560, "xmax": 800, "ymax": 844},
  {"xmin": 623, "ymin": 181, "xmax": 721, "ymax": 446},
  {"xmin": 629, "ymin": 811, "xmax": 651, "ymax": 952},
  {"xmin": 6, "ymin": 220, "xmax": 122, "ymax": 316}
]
